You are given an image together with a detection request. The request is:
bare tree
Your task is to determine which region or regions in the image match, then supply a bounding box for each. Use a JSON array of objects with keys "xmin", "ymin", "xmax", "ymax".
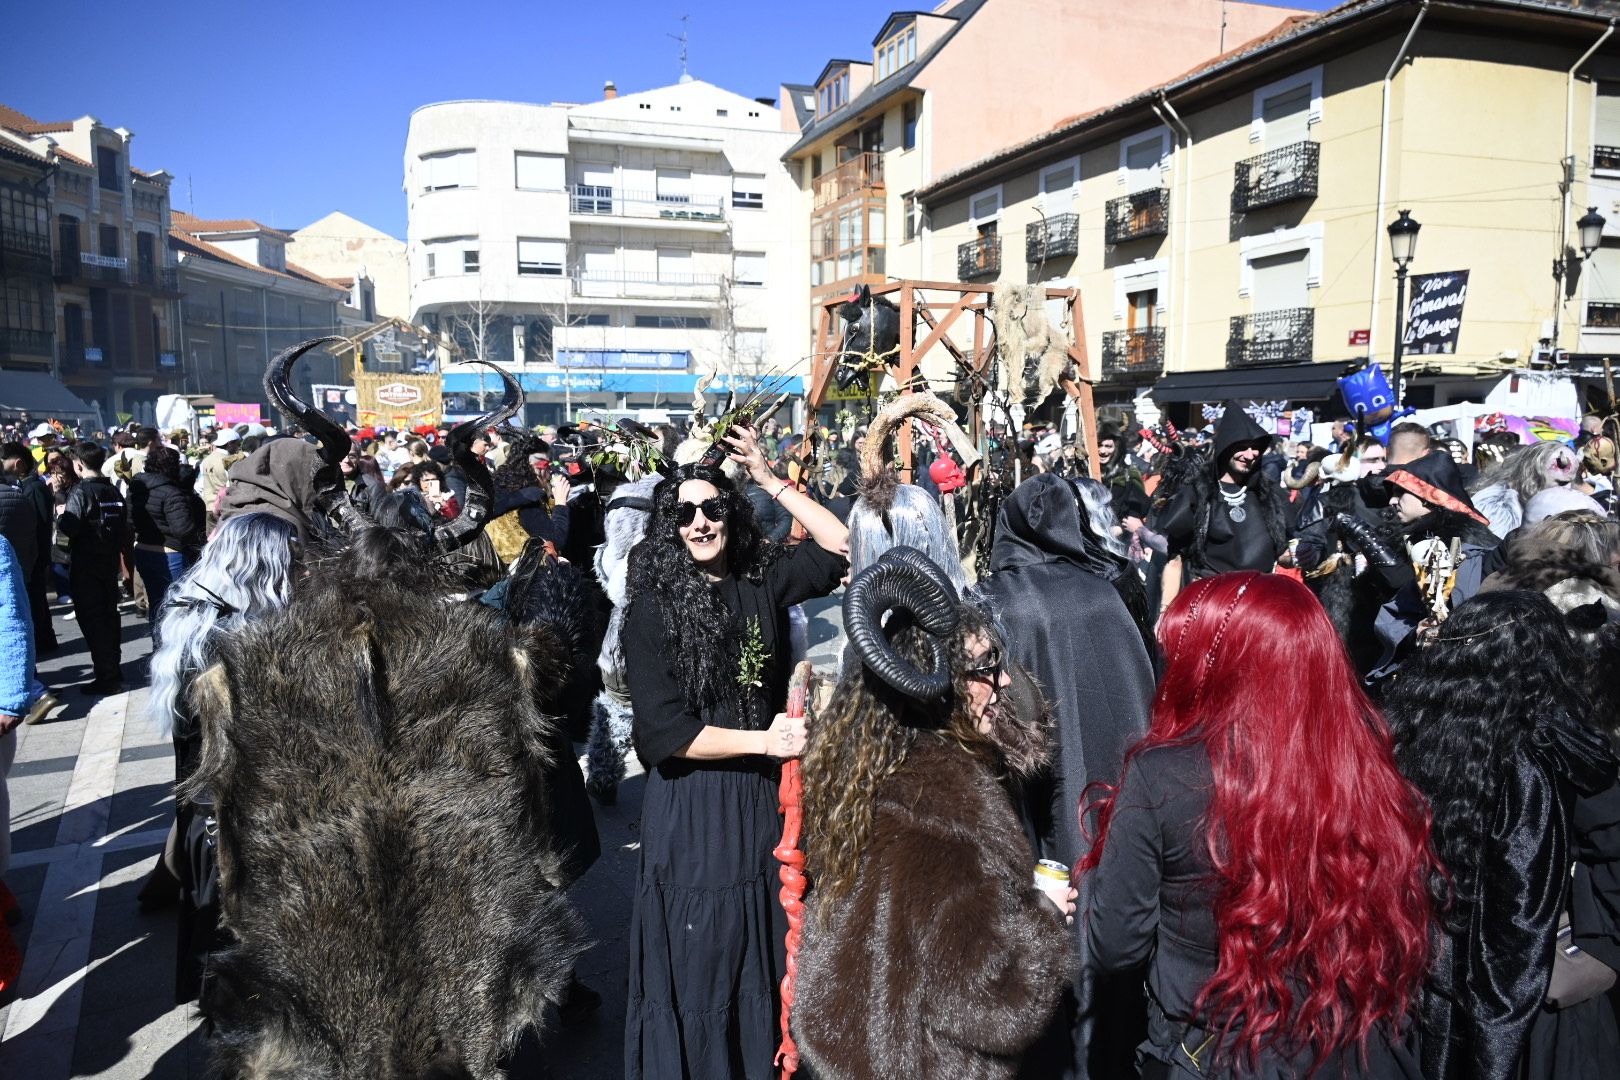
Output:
[
  {"xmin": 710, "ymin": 274, "xmax": 770, "ymax": 385},
  {"xmin": 446, "ymin": 290, "xmax": 506, "ymax": 410}
]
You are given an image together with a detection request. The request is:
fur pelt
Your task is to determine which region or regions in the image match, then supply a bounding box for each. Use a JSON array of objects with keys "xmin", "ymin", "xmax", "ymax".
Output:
[
  {"xmin": 992, "ymin": 283, "xmax": 1073, "ymax": 405},
  {"xmin": 587, "ymin": 476, "xmax": 659, "ymax": 800},
  {"xmin": 792, "ymin": 736, "xmax": 1069, "ymax": 1080},
  {"xmin": 187, "ymin": 571, "xmax": 589, "ymax": 1080}
]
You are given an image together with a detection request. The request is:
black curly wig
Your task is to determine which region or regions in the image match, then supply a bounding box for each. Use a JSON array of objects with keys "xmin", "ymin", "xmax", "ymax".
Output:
[
  {"xmin": 1381, "ymin": 590, "xmax": 1590, "ymax": 928},
  {"xmin": 624, "ymin": 463, "xmax": 778, "ymax": 714}
]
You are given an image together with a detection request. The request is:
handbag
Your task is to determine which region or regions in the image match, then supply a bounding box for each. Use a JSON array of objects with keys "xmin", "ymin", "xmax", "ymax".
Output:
[{"xmin": 1546, "ymin": 911, "xmax": 1617, "ymax": 1008}]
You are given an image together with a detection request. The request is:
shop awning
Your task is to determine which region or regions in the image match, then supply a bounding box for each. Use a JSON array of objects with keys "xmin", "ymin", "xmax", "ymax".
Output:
[
  {"xmin": 0, "ymin": 371, "xmax": 102, "ymax": 423},
  {"xmin": 1151, "ymin": 362, "xmax": 1347, "ymax": 404}
]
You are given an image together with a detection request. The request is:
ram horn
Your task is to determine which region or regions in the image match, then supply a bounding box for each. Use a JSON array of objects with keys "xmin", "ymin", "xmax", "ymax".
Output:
[
  {"xmin": 841, "ymin": 546, "xmax": 960, "ymax": 700},
  {"xmin": 263, "ymin": 337, "xmax": 375, "ymax": 536},
  {"xmin": 434, "ymin": 360, "xmax": 523, "ymax": 555}
]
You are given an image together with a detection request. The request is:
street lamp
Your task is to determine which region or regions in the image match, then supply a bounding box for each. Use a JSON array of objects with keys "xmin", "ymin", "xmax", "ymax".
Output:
[
  {"xmin": 1387, "ymin": 209, "xmax": 1421, "ymax": 406},
  {"xmin": 1550, "ymin": 206, "xmax": 1607, "ymax": 365}
]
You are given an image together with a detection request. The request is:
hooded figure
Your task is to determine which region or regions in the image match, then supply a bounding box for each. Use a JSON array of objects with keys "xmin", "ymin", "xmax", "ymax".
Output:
[
  {"xmin": 1153, "ymin": 403, "xmax": 1287, "ymax": 579},
  {"xmin": 977, "ymin": 474, "xmax": 1156, "ymax": 1080},
  {"xmin": 217, "ymin": 438, "xmax": 326, "ymax": 545}
]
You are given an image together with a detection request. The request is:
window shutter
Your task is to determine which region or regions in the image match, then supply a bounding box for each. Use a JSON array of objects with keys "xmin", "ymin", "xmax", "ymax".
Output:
[
  {"xmin": 1042, "ymin": 162, "xmax": 1077, "ymax": 211},
  {"xmin": 1262, "ymin": 84, "xmax": 1312, "ymax": 146},
  {"xmin": 657, "ymin": 248, "xmax": 692, "ymax": 282},
  {"xmin": 734, "ymin": 252, "xmax": 766, "ymax": 286},
  {"xmin": 1251, "ymin": 251, "xmax": 1310, "ymax": 311},
  {"xmin": 1124, "ymin": 140, "xmax": 1162, "ymax": 191},
  {"xmin": 515, "ymin": 153, "xmax": 563, "ymax": 190},
  {"xmin": 1597, "ymin": 86, "xmax": 1620, "ymax": 151},
  {"xmin": 1587, "ymin": 243, "xmax": 1620, "ymax": 303}
]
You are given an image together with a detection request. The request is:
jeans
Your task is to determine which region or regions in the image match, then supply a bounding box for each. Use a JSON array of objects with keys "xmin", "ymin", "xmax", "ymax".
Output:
[{"xmin": 133, "ymin": 549, "xmax": 189, "ymax": 631}]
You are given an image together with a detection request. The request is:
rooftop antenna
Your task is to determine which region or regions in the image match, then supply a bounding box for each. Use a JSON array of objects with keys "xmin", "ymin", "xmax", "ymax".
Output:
[
  {"xmin": 1220, "ymin": 0, "xmax": 1228, "ymax": 52},
  {"xmin": 669, "ymin": 14, "xmax": 692, "ymax": 82},
  {"xmin": 187, "ymin": 173, "xmax": 194, "ymax": 215}
]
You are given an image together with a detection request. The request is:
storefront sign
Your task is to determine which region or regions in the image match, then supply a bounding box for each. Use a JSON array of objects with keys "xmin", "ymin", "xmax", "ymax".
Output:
[
  {"xmin": 1347, "ymin": 329, "xmax": 1370, "ymax": 346},
  {"xmin": 214, "ymin": 402, "xmax": 262, "ymax": 426},
  {"xmin": 375, "ymin": 381, "xmax": 423, "ymax": 407},
  {"xmin": 556, "ymin": 349, "xmax": 691, "ymax": 369},
  {"xmin": 159, "ymin": 352, "xmax": 177, "ymax": 367},
  {"xmin": 355, "ymin": 372, "xmax": 441, "ymax": 427},
  {"xmin": 83, "ymin": 347, "xmax": 103, "ymax": 363},
  {"xmin": 1403, "ymin": 270, "xmax": 1469, "ymax": 355}
]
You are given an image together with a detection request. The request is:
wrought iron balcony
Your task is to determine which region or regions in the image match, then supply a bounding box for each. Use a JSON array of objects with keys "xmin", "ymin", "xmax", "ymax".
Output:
[
  {"xmin": 0, "ymin": 229, "xmax": 53, "ymax": 273},
  {"xmin": 957, "ymin": 235, "xmax": 1001, "ymax": 280},
  {"xmin": 56, "ymin": 251, "xmax": 128, "ymax": 285},
  {"xmin": 0, "ymin": 326, "xmax": 53, "ymax": 359},
  {"xmin": 1105, "ymin": 188, "xmax": 1170, "ymax": 246},
  {"xmin": 135, "ymin": 263, "xmax": 180, "ymax": 292},
  {"xmin": 1101, "ymin": 327, "xmax": 1166, "ymax": 378},
  {"xmin": 1025, "ymin": 213, "xmax": 1078, "ymax": 263},
  {"xmin": 1231, "ymin": 141, "xmax": 1320, "ymax": 214},
  {"xmin": 1227, "ymin": 307, "xmax": 1315, "ymax": 368},
  {"xmin": 1597, "ymin": 145, "xmax": 1620, "ymax": 172},
  {"xmin": 812, "ymin": 152, "xmax": 884, "ymax": 209}
]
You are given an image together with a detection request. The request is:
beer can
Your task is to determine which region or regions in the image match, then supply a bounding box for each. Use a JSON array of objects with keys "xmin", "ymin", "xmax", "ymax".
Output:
[{"xmin": 1033, "ymin": 859, "xmax": 1071, "ymax": 888}]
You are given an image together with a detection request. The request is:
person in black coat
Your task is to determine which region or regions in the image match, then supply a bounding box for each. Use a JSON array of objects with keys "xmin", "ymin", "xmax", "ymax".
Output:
[
  {"xmin": 129, "ymin": 444, "xmax": 205, "ymax": 629},
  {"xmin": 978, "ymin": 473, "xmax": 1155, "ymax": 1080},
  {"xmin": 0, "ymin": 442, "xmax": 55, "ymax": 653}
]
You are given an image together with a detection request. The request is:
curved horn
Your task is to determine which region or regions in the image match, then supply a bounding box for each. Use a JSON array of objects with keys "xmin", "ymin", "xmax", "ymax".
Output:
[
  {"xmin": 263, "ymin": 337, "xmax": 351, "ymax": 467},
  {"xmin": 434, "ymin": 360, "xmax": 522, "ymax": 554},
  {"xmin": 841, "ymin": 546, "xmax": 959, "ymax": 700},
  {"xmin": 263, "ymin": 336, "xmax": 375, "ymax": 536}
]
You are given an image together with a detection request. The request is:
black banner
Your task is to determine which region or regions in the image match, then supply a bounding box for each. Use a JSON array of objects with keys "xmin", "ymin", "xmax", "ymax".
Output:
[{"xmin": 1402, "ymin": 270, "xmax": 1469, "ymax": 355}]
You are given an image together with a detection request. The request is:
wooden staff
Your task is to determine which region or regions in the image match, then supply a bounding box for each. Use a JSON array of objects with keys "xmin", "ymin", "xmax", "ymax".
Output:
[{"xmin": 773, "ymin": 660, "xmax": 813, "ymax": 1077}]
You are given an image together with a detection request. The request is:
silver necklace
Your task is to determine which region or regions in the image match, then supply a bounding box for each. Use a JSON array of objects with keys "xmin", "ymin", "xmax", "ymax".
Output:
[{"xmin": 1219, "ymin": 483, "xmax": 1248, "ymax": 523}]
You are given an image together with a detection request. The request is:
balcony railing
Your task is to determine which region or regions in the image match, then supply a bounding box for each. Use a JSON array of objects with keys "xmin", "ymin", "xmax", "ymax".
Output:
[
  {"xmin": 571, "ymin": 268, "xmax": 725, "ymax": 297},
  {"xmin": 1105, "ymin": 188, "xmax": 1170, "ymax": 245},
  {"xmin": 957, "ymin": 235, "xmax": 1001, "ymax": 280},
  {"xmin": 135, "ymin": 263, "xmax": 180, "ymax": 291},
  {"xmin": 1227, "ymin": 307, "xmax": 1315, "ymax": 368},
  {"xmin": 1232, "ymin": 141, "xmax": 1320, "ymax": 214},
  {"xmin": 0, "ymin": 327, "xmax": 53, "ymax": 359},
  {"xmin": 813, "ymin": 152, "xmax": 884, "ymax": 209},
  {"xmin": 1025, "ymin": 213, "xmax": 1079, "ymax": 263},
  {"xmin": 1101, "ymin": 327, "xmax": 1166, "ymax": 378},
  {"xmin": 1, "ymin": 229, "xmax": 52, "ymax": 265},
  {"xmin": 1597, "ymin": 145, "xmax": 1620, "ymax": 172},
  {"xmin": 1586, "ymin": 301, "xmax": 1620, "ymax": 329},
  {"xmin": 569, "ymin": 186, "xmax": 726, "ymax": 223},
  {"xmin": 52, "ymin": 251, "xmax": 180, "ymax": 291}
]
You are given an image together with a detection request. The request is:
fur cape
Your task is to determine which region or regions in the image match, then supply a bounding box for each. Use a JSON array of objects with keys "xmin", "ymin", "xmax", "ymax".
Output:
[
  {"xmin": 792, "ymin": 735, "xmax": 1069, "ymax": 1079},
  {"xmin": 186, "ymin": 571, "xmax": 589, "ymax": 1079}
]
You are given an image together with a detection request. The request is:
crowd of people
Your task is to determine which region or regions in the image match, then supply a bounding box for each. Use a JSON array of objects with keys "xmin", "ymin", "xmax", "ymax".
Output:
[{"xmin": 1, "ymin": 378, "xmax": 1619, "ymax": 1080}]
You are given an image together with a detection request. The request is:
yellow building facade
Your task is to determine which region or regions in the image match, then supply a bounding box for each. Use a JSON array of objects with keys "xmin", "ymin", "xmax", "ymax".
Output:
[{"xmin": 918, "ymin": 0, "xmax": 1620, "ymax": 418}]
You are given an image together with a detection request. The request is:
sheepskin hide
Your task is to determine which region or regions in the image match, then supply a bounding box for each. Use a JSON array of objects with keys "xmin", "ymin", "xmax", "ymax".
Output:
[
  {"xmin": 586, "ymin": 476, "xmax": 659, "ymax": 800},
  {"xmin": 187, "ymin": 572, "xmax": 589, "ymax": 1080},
  {"xmin": 792, "ymin": 736, "xmax": 1069, "ymax": 1080},
  {"xmin": 992, "ymin": 283, "xmax": 1073, "ymax": 406}
]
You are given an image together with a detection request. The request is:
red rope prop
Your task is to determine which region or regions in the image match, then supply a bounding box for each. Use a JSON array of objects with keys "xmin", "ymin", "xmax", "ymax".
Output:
[{"xmin": 773, "ymin": 661, "xmax": 812, "ymax": 1077}]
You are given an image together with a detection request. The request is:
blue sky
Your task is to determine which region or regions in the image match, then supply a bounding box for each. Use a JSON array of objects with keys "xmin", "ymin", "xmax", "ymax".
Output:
[{"xmin": 2, "ymin": 0, "xmax": 1331, "ymax": 239}]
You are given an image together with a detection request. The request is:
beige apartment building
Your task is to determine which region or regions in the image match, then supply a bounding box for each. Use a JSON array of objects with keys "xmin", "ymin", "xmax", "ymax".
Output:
[
  {"xmin": 288, "ymin": 211, "xmax": 410, "ymax": 319},
  {"xmin": 779, "ymin": 0, "xmax": 1307, "ymax": 328},
  {"xmin": 916, "ymin": 0, "xmax": 1620, "ymax": 421}
]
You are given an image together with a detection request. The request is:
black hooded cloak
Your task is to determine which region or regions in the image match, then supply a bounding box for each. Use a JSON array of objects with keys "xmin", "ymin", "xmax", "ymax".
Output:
[
  {"xmin": 978, "ymin": 474, "xmax": 1156, "ymax": 1080},
  {"xmin": 1154, "ymin": 404, "xmax": 1286, "ymax": 578}
]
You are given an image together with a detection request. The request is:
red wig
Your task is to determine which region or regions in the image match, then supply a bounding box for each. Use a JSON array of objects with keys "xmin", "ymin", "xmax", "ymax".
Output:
[{"xmin": 1081, "ymin": 572, "xmax": 1437, "ymax": 1071}]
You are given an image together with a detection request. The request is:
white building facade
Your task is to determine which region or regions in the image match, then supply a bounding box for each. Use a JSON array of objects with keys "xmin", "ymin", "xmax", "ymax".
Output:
[{"xmin": 404, "ymin": 80, "xmax": 802, "ymax": 423}]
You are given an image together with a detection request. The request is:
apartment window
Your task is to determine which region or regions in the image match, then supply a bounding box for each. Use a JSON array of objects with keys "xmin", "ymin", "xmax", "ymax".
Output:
[
  {"xmin": 817, "ymin": 69, "xmax": 850, "ymax": 117},
  {"xmin": 96, "ymin": 147, "xmax": 121, "ymax": 192},
  {"xmin": 57, "ymin": 214, "xmax": 81, "ymax": 262},
  {"xmin": 876, "ymin": 24, "xmax": 917, "ymax": 81},
  {"xmin": 579, "ymin": 245, "xmax": 616, "ymax": 287},
  {"xmin": 0, "ymin": 281, "xmax": 46, "ymax": 332},
  {"xmin": 517, "ymin": 238, "xmax": 566, "ymax": 276},
  {"xmin": 515, "ymin": 152, "xmax": 565, "ymax": 191},
  {"xmin": 902, "ymin": 100, "xmax": 918, "ymax": 151},
  {"xmin": 969, "ymin": 187, "xmax": 1002, "ymax": 234},
  {"xmin": 136, "ymin": 231, "xmax": 156, "ymax": 277},
  {"xmin": 903, "ymin": 193, "xmax": 918, "ymax": 242},
  {"xmin": 731, "ymin": 174, "xmax": 765, "ymax": 209},
  {"xmin": 634, "ymin": 314, "xmax": 710, "ymax": 329},
  {"xmin": 575, "ymin": 164, "xmax": 616, "ymax": 213},
  {"xmin": 1120, "ymin": 129, "xmax": 1169, "ymax": 190},
  {"xmin": 1596, "ymin": 85, "xmax": 1620, "ymax": 170},
  {"xmin": 716, "ymin": 108, "xmax": 729, "ymax": 117},
  {"xmin": 463, "ymin": 247, "xmax": 480, "ymax": 274},
  {"xmin": 426, "ymin": 251, "xmax": 436, "ymax": 277},
  {"xmin": 655, "ymin": 168, "xmax": 692, "ymax": 205},
  {"xmin": 419, "ymin": 149, "xmax": 477, "ymax": 192},
  {"xmin": 734, "ymin": 251, "xmax": 767, "ymax": 287},
  {"xmin": 63, "ymin": 303, "xmax": 85, "ymax": 351},
  {"xmin": 1039, "ymin": 159, "xmax": 1079, "ymax": 213},
  {"xmin": 657, "ymin": 247, "xmax": 693, "ymax": 283},
  {"xmin": 0, "ymin": 182, "xmax": 47, "ymax": 244},
  {"xmin": 526, "ymin": 316, "xmax": 554, "ymax": 362},
  {"xmin": 424, "ymin": 236, "xmax": 477, "ymax": 276},
  {"xmin": 566, "ymin": 312, "xmax": 610, "ymax": 327},
  {"xmin": 1586, "ymin": 242, "xmax": 1620, "ymax": 326},
  {"xmin": 99, "ymin": 223, "xmax": 120, "ymax": 258},
  {"xmin": 1250, "ymin": 67, "xmax": 1322, "ymax": 144},
  {"xmin": 1250, "ymin": 251, "xmax": 1311, "ymax": 311}
]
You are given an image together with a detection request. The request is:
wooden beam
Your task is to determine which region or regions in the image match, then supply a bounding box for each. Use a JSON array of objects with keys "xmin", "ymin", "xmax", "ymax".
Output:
[
  {"xmin": 1063, "ymin": 289, "xmax": 1100, "ymax": 481},
  {"xmin": 898, "ymin": 284, "xmax": 915, "ymax": 481}
]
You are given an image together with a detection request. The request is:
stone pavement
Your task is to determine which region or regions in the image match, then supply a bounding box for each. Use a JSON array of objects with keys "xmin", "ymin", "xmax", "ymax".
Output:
[{"xmin": 1, "ymin": 592, "xmax": 847, "ymax": 1078}]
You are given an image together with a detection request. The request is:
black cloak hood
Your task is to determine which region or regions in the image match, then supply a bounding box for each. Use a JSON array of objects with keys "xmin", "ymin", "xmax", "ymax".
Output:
[
  {"xmin": 991, "ymin": 473, "xmax": 1125, "ymax": 582},
  {"xmin": 1385, "ymin": 449, "xmax": 1489, "ymax": 526},
  {"xmin": 1211, "ymin": 402, "xmax": 1270, "ymax": 465}
]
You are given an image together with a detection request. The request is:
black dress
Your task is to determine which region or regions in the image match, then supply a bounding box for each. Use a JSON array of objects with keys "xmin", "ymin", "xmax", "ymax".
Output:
[
  {"xmin": 622, "ymin": 540, "xmax": 845, "ymax": 1080},
  {"xmin": 1087, "ymin": 743, "xmax": 1422, "ymax": 1078}
]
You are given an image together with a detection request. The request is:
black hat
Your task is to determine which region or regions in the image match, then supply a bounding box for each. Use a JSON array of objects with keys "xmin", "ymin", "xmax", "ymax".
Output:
[
  {"xmin": 1385, "ymin": 449, "xmax": 1488, "ymax": 525},
  {"xmin": 1211, "ymin": 403, "xmax": 1270, "ymax": 461}
]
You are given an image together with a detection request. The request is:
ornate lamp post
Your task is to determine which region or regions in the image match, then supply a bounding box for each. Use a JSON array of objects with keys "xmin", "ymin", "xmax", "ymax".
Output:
[
  {"xmin": 1551, "ymin": 206, "xmax": 1607, "ymax": 364},
  {"xmin": 1387, "ymin": 209, "xmax": 1421, "ymax": 407}
]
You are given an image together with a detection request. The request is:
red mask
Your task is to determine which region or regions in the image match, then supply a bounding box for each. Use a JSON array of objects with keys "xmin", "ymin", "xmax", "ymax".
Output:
[{"xmin": 929, "ymin": 455, "xmax": 966, "ymax": 494}]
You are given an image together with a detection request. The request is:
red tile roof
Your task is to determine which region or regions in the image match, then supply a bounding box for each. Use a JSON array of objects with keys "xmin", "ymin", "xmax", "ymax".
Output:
[
  {"xmin": 0, "ymin": 103, "xmax": 72, "ymax": 136},
  {"xmin": 170, "ymin": 225, "xmax": 346, "ymax": 294},
  {"xmin": 172, "ymin": 209, "xmax": 293, "ymax": 240}
]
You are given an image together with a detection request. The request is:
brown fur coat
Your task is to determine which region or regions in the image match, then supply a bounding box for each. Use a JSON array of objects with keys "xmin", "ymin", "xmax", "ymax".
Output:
[{"xmin": 793, "ymin": 735, "xmax": 1070, "ymax": 1079}]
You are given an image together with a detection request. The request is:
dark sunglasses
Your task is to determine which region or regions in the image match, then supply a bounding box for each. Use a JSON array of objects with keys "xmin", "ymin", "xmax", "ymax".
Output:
[
  {"xmin": 676, "ymin": 497, "xmax": 732, "ymax": 527},
  {"xmin": 963, "ymin": 644, "xmax": 1005, "ymax": 682}
]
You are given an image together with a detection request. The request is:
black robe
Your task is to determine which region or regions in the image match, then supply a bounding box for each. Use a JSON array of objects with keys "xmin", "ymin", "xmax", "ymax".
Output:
[
  {"xmin": 979, "ymin": 475, "xmax": 1156, "ymax": 1079},
  {"xmin": 621, "ymin": 540, "xmax": 845, "ymax": 1080}
]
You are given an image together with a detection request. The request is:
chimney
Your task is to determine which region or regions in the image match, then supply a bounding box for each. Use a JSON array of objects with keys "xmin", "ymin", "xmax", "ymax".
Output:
[{"xmin": 604, "ymin": 80, "xmax": 618, "ymax": 100}]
